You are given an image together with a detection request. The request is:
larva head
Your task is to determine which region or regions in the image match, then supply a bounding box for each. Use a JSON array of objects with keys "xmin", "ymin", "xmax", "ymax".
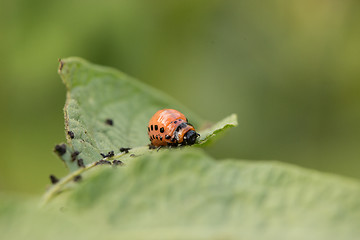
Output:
[{"xmin": 183, "ymin": 130, "xmax": 198, "ymax": 145}]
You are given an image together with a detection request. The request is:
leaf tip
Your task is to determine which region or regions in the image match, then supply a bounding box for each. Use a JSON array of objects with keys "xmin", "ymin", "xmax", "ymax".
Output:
[
  {"xmin": 196, "ymin": 113, "xmax": 238, "ymax": 145},
  {"xmin": 228, "ymin": 113, "xmax": 238, "ymax": 127}
]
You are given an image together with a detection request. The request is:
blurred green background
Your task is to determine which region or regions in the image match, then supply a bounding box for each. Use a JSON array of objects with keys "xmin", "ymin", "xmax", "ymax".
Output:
[{"xmin": 0, "ymin": 0, "xmax": 359, "ymax": 195}]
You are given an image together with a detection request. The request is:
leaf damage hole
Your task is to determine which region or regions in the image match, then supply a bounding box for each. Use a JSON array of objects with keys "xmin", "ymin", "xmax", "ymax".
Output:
[
  {"xmin": 73, "ymin": 175, "xmax": 82, "ymax": 182},
  {"xmin": 67, "ymin": 131, "xmax": 74, "ymax": 139},
  {"xmin": 77, "ymin": 158, "xmax": 85, "ymax": 168},
  {"xmin": 105, "ymin": 119, "xmax": 113, "ymax": 126},
  {"xmin": 120, "ymin": 147, "xmax": 131, "ymax": 153},
  {"xmin": 96, "ymin": 160, "xmax": 112, "ymax": 165},
  {"xmin": 71, "ymin": 151, "xmax": 80, "ymax": 162},
  {"xmin": 49, "ymin": 174, "xmax": 59, "ymax": 184},
  {"xmin": 100, "ymin": 151, "xmax": 114, "ymax": 158},
  {"xmin": 54, "ymin": 144, "xmax": 66, "ymax": 156},
  {"xmin": 112, "ymin": 160, "xmax": 124, "ymax": 166}
]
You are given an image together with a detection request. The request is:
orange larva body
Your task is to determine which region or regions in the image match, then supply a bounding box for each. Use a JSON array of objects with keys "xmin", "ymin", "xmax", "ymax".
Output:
[{"xmin": 148, "ymin": 109, "xmax": 199, "ymax": 146}]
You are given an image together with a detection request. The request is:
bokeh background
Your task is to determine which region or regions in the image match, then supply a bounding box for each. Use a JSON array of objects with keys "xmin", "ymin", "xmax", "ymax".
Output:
[{"xmin": 0, "ymin": 0, "xmax": 359, "ymax": 195}]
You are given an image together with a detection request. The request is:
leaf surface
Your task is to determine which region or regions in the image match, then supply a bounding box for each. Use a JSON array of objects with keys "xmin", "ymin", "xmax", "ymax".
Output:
[
  {"xmin": 57, "ymin": 57, "xmax": 236, "ymax": 171},
  {"xmin": 7, "ymin": 149, "xmax": 360, "ymax": 240}
]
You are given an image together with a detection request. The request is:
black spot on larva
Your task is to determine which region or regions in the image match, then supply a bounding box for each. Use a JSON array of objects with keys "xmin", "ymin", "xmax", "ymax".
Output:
[
  {"xmin": 160, "ymin": 136, "xmax": 163, "ymax": 141},
  {"xmin": 120, "ymin": 147, "xmax": 131, "ymax": 153},
  {"xmin": 152, "ymin": 135, "xmax": 155, "ymax": 139},
  {"xmin": 148, "ymin": 127, "xmax": 150, "ymax": 132},
  {"xmin": 49, "ymin": 174, "xmax": 59, "ymax": 184},
  {"xmin": 156, "ymin": 135, "xmax": 158, "ymax": 140},
  {"xmin": 71, "ymin": 151, "xmax": 80, "ymax": 161},
  {"xmin": 73, "ymin": 175, "xmax": 82, "ymax": 182},
  {"xmin": 160, "ymin": 127, "xmax": 164, "ymax": 133},
  {"xmin": 155, "ymin": 125, "xmax": 158, "ymax": 131},
  {"xmin": 54, "ymin": 144, "xmax": 66, "ymax": 156},
  {"xmin": 171, "ymin": 138, "xmax": 175, "ymax": 142},
  {"xmin": 151, "ymin": 125, "xmax": 153, "ymax": 131},
  {"xmin": 67, "ymin": 131, "xmax": 75, "ymax": 139},
  {"xmin": 165, "ymin": 135, "xmax": 171, "ymax": 139},
  {"xmin": 175, "ymin": 122, "xmax": 188, "ymax": 132},
  {"xmin": 174, "ymin": 121, "xmax": 177, "ymax": 124},
  {"xmin": 105, "ymin": 119, "xmax": 114, "ymax": 126},
  {"xmin": 77, "ymin": 158, "xmax": 85, "ymax": 168}
]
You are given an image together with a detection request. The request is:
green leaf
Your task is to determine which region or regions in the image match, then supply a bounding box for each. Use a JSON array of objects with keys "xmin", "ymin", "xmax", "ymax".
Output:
[
  {"xmin": 57, "ymin": 57, "xmax": 236, "ymax": 171},
  {"xmin": 8, "ymin": 149, "xmax": 360, "ymax": 239},
  {"xmin": 197, "ymin": 113, "xmax": 238, "ymax": 145}
]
